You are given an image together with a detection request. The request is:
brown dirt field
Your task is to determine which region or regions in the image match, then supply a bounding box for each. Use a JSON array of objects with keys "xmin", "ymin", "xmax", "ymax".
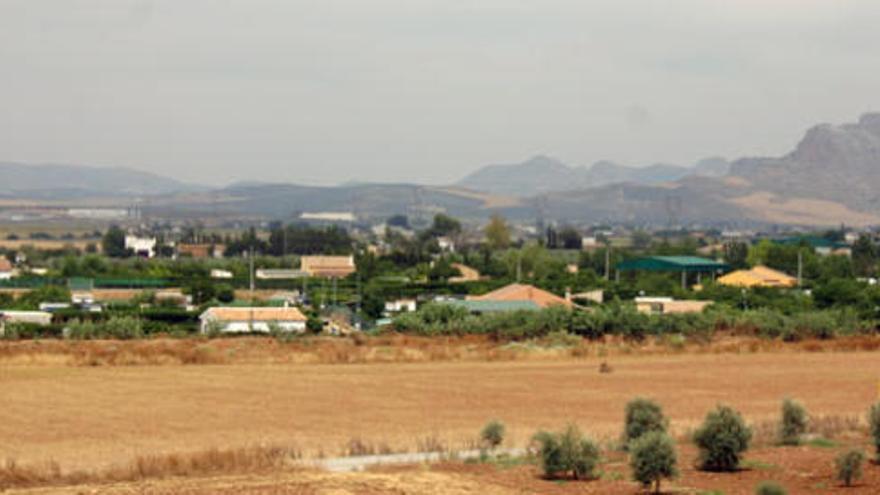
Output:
[
  {"xmin": 729, "ymin": 191, "xmax": 880, "ymax": 227},
  {"xmin": 3, "ymin": 350, "xmax": 880, "ymax": 477},
  {"xmin": 0, "ymin": 288, "xmax": 175, "ymax": 301},
  {"xmin": 0, "ymin": 239, "xmax": 98, "ymax": 251}
]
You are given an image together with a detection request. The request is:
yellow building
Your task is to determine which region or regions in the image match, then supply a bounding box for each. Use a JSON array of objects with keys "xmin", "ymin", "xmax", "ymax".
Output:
[{"xmin": 717, "ymin": 265, "xmax": 797, "ymax": 288}]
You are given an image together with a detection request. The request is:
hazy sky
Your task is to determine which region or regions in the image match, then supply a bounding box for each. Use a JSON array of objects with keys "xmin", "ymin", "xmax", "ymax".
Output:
[{"xmin": 2, "ymin": 0, "xmax": 879, "ymax": 187}]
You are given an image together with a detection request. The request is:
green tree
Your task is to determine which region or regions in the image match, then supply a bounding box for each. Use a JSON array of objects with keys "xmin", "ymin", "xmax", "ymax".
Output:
[
  {"xmin": 624, "ymin": 398, "xmax": 668, "ymax": 447},
  {"xmin": 215, "ymin": 284, "xmax": 235, "ymax": 303},
  {"xmin": 629, "ymin": 431, "xmax": 678, "ymax": 494},
  {"xmin": 779, "ymin": 398, "xmax": 808, "ymax": 446},
  {"xmin": 428, "ymin": 258, "xmax": 461, "ymax": 282},
  {"xmin": 102, "ymin": 225, "xmax": 129, "ymax": 258},
  {"xmin": 484, "ymin": 214, "xmax": 511, "ymax": 251},
  {"xmin": 869, "ymin": 402, "xmax": 880, "ymax": 461},
  {"xmin": 852, "ymin": 235, "xmax": 877, "ymax": 277},
  {"xmin": 427, "ymin": 213, "xmax": 461, "ymax": 238},
  {"xmin": 306, "ymin": 314, "xmax": 324, "ymax": 333},
  {"xmin": 533, "ymin": 425, "xmax": 600, "ymax": 480},
  {"xmin": 693, "ymin": 405, "xmax": 752, "ymax": 472},
  {"xmin": 724, "ymin": 241, "xmax": 750, "ymax": 270},
  {"xmin": 16, "ymin": 286, "xmax": 71, "ymax": 310},
  {"xmin": 813, "ymin": 278, "xmax": 866, "ymax": 309},
  {"xmin": 480, "ymin": 420, "xmax": 505, "ymax": 450},
  {"xmin": 183, "ymin": 277, "xmax": 216, "ymax": 305},
  {"xmin": 360, "ymin": 290, "xmax": 385, "ymax": 319},
  {"xmin": 835, "ymin": 449, "xmax": 864, "ymax": 487}
]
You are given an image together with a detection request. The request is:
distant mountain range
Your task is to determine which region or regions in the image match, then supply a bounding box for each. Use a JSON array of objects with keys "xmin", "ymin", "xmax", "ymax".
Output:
[
  {"xmin": 0, "ymin": 162, "xmax": 203, "ymax": 199},
  {"xmin": 3, "ymin": 113, "xmax": 880, "ymax": 227},
  {"xmin": 455, "ymin": 155, "xmax": 730, "ymax": 196},
  {"xmin": 526, "ymin": 113, "xmax": 880, "ymax": 227}
]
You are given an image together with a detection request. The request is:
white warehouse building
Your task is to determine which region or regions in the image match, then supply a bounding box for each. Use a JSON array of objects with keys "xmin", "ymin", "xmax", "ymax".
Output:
[{"xmin": 199, "ymin": 307, "xmax": 308, "ymax": 334}]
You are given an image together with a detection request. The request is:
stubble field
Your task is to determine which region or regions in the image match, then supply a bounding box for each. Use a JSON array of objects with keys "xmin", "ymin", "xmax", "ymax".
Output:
[{"xmin": 2, "ymin": 349, "xmax": 879, "ymax": 478}]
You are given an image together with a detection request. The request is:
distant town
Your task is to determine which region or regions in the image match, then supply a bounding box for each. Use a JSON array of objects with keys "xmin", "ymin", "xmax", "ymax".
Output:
[{"xmin": 1, "ymin": 209, "xmax": 876, "ymax": 341}]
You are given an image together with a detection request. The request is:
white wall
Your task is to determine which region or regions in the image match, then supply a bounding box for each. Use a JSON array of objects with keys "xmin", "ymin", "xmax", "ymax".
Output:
[{"xmin": 200, "ymin": 319, "xmax": 306, "ymax": 334}]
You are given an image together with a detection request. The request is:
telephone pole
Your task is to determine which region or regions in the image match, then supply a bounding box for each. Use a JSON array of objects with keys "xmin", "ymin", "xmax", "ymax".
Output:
[
  {"xmin": 604, "ymin": 241, "xmax": 611, "ymax": 281},
  {"xmin": 797, "ymin": 249, "xmax": 803, "ymax": 288},
  {"xmin": 249, "ymin": 246, "xmax": 255, "ymax": 302}
]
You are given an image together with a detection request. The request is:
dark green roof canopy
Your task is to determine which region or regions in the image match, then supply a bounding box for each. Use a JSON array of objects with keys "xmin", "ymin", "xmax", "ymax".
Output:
[
  {"xmin": 772, "ymin": 236, "xmax": 848, "ymax": 249},
  {"xmin": 616, "ymin": 256, "xmax": 729, "ymax": 273}
]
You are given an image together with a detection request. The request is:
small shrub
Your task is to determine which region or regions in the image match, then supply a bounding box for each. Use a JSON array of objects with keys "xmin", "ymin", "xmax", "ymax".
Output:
[
  {"xmin": 629, "ymin": 431, "xmax": 677, "ymax": 494},
  {"xmin": 869, "ymin": 402, "xmax": 880, "ymax": 461},
  {"xmin": 480, "ymin": 420, "xmax": 505, "ymax": 450},
  {"xmin": 755, "ymin": 481, "xmax": 787, "ymax": 495},
  {"xmin": 779, "ymin": 398, "xmax": 808, "ymax": 446},
  {"xmin": 624, "ymin": 398, "xmax": 668, "ymax": 447},
  {"xmin": 835, "ymin": 449, "xmax": 864, "ymax": 487},
  {"xmin": 693, "ymin": 405, "xmax": 752, "ymax": 472},
  {"xmin": 533, "ymin": 425, "xmax": 600, "ymax": 480}
]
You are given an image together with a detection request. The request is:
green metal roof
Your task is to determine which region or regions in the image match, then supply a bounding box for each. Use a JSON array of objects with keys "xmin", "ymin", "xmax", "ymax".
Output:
[
  {"xmin": 441, "ymin": 300, "xmax": 541, "ymax": 313},
  {"xmin": 772, "ymin": 236, "xmax": 848, "ymax": 249},
  {"xmin": 616, "ymin": 256, "xmax": 729, "ymax": 272},
  {"xmin": 67, "ymin": 277, "xmax": 94, "ymax": 291}
]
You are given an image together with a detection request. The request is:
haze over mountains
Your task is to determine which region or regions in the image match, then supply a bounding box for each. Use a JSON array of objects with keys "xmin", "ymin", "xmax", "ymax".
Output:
[
  {"xmin": 0, "ymin": 162, "xmax": 202, "ymax": 199},
  {"xmin": 2, "ymin": 113, "xmax": 880, "ymax": 227},
  {"xmin": 455, "ymin": 155, "xmax": 730, "ymax": 196}
]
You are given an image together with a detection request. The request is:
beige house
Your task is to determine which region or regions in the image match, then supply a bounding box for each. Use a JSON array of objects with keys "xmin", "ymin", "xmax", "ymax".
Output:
[
  {"xmin": 635, "ymin": 297, "xmax": 711, "ymax": 315},
  {"xmin": 199, "ymin": 307, "xmax": 308, "ymax": 334},
  {"xmin": 469, "ymin": 283, "xmax": 574, "ymax": 309},
  {"xmin": 0, "ymin": 310, "xmax": 53, "ymax": 336},
  {"xmin": 717, "ymin": 265, "xmax": 797, "ymax": 288},
  {"xmin": 300, "ymin": 255, "xmax": 356, "ymax": 278}
]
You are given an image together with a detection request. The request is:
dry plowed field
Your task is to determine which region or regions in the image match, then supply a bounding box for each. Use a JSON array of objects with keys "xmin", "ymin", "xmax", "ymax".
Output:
[{"xmin": 3, "ymin": 351, "xmax": 880, "ymax": 475}]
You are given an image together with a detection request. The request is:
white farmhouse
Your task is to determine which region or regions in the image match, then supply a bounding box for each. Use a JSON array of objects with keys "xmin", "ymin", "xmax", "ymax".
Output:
[
  {"xmin": 125, "ymin": 235, "xmax": 157, "ymax": 258},
  {"xmin": 384, "ymin": 298, "xmax": 417, "ymax": 314},
  {"xmin": 199, "ymin": 307, "xmax": 308, "ymax": 334}
]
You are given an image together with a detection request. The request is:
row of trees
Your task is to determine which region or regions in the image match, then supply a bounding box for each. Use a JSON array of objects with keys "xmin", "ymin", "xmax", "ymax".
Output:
[{"xmin": 483, "ymin": 396, "xmax": 880, "ymax": 493}]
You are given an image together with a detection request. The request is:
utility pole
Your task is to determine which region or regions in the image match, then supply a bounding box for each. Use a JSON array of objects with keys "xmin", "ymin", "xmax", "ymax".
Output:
[
  {"xmin": 248, "ymin": 246, "xmax": 255, "ymax": 331},
  {"xmin": 797, "ymin": 249, "xmax": 803, "ymax": 288},
  {"xmin": 249, "ymin": 246, "xmax": 255, "ymax": 303},
  {"xmin": 604, "ymin": 242, "xmax": 611, "ymax": 281},
  {"xmin": 516, "ymin": 252, "xmax": 522, "ymax": 282},
  {"xmin": 355, "ymin": 274, "xmax": 362, "ymax": 330}
]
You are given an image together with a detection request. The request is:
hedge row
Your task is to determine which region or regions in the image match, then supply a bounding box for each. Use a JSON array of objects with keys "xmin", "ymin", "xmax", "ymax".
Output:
[{"xmin": 391, "ymin": 303, "xmax": 876, "ymax": 341}]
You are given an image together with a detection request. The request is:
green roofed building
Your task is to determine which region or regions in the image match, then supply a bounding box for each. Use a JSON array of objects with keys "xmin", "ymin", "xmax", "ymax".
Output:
[
  {"xmin": 440, "ymin": 299, "xmax": 541, "ymax": 314},
  {"xmin": 772, "ymin": 236, "xmax": 849, "ymax": 255},
  {"xmin": 615, "ymin": 256, "xmax": 729, "ymax": 289}
]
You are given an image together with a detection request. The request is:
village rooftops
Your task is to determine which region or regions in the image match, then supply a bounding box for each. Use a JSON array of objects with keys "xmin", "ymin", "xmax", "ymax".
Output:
[
  {"xmin": 199, "ymin": 306, "xmax": 308, "ymax": 334},
  {"xmin": 300, "ymin": 255, "xmax": 356, "ymax": 278},
  {"xmin": 468, "ymin": 283, "xmax": 573, "ymax": 309},
  {"xmin": 200, "ymin": 306, "xmax": 307, "ymax": 322},
  {"xmin": 717, "ymin": 265, "xmax": 797, "ymax": 288}
]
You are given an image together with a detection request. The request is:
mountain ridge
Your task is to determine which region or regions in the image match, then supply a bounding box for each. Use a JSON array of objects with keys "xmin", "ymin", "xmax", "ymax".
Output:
[
  {"xmin": 455, "ymin": 155, "xmax": 729, "ymax": 196},
  {"xmin": 0, "ymin": 161, "xmax": 205, "ymax": 198}
]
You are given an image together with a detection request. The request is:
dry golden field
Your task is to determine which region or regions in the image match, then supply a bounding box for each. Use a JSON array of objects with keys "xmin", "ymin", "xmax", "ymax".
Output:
[{"xmin": 2, "ymin": 345, "xmax": 880, "ymax": 479}]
